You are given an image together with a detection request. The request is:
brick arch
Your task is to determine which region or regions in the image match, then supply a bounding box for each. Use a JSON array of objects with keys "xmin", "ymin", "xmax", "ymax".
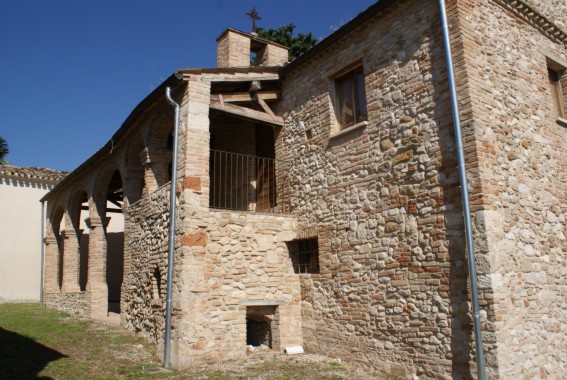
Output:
[
  {"xmin": 47, "ymin": 203, "xmax": 65, "ymax": 237},
  {"xmin": 67, "ymin": 186, "xmax": 90, "ymax": 232},
  {"xmin": 123, "ymin": 132, "xmax": 146, "ymax": 204},
  {"xmin": 91, "ymin": 163, "xmax": 124, "ymax": 220},
  {"xmin": 146, "ymin": 107, "xmax": 175, "ymax": 149},
  {"xmin": 145, "ymin": 110, "xmax": 176, "ymax": 189},
  {"xmin": 66, "ymin": 186, "xmax": 90, "ymax": 292},
  {"xmin": 46, "ymin": 203, "xmax": 65, "ymax": 291}
]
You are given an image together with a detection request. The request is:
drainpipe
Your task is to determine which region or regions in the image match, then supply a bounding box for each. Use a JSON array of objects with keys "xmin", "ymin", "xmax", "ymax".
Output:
[
  {"xmin": 437, "ymin": 1, "xmax": 486, "ymax": 379},
  {"xmin": 39, "ymin": 200, "xmax": 45, "ymax": 305},
  {"xmin": 163, "ymin": 86, "xmax": 180, "ymax": 369}
]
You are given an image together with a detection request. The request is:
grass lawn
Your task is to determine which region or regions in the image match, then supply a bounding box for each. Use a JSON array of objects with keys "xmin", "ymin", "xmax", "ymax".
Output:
[{"xmin": 0, "ymin": 303, "xmax": 381, "ymax": 379}]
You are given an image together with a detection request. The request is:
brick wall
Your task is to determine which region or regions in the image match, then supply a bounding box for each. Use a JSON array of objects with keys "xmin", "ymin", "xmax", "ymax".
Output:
[
  {"xmin": 261, "ymin": 44, "xmax": 288, "ymax": 67},
  {"xmin": 217, "ymin": 31, "xmax": 251, "ymax": 68}
]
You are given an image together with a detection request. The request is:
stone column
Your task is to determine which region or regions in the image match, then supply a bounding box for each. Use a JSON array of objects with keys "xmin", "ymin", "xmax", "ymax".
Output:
[
  {"xmin": 61, "ymin": 224, "xmax": 81, "ymax": 293},
  {"xmin": 85, "ymin": 216, "xmax": 108, "ymax": 318},
  {"xmin": 43, "ymin": 235, "xmax": 61, "ymax": 294}
]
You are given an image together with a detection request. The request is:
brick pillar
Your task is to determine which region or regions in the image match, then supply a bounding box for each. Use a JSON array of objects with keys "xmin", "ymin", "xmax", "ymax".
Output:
[
  {"xmin": 61, "ymin": 222, "xmax": 81, "ymax": 293},
  {"xmin": 86, "ymin": 216, "xmax": 108, "ymax": 318},
  {"xmin": 180, "ymin": 78, "xmax": 211, "ymax": 207},
  {"xmin": 168, "ymin": 78, "xmax": 212, "ymax": 367},
  {"xmin": 43, "ymin": 235, "xmax": 60, "ymax": 294}
]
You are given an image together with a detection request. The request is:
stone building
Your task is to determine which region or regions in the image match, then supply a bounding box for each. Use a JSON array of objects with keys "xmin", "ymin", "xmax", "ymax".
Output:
[
  {"xmin": 0, "ymin": 166, "xmax": 66, "ymax": 302},
  {"xmin": 41, "ymin": 0, "xmax": 566, "ymax": 378}
]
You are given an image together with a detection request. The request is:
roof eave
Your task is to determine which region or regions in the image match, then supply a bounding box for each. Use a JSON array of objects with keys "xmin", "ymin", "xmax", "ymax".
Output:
[{"xmin": 280, "ymin": 0, "xmax": 397, "ymax": 77}]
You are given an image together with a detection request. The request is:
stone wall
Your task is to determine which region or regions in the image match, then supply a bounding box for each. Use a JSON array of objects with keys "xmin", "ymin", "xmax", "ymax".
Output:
[
  {"xmin": 276, "ymin": 0, "xmax": 472, "ymax": 377},
  {"xmin": 43, "ymin": 291, "xmax": 87, "ymax": 317},
  {"xmin": 170, "ymin": 201, "xmax": 301, "ymax": 366},
  {"xmin": 121, "ymin": 184, "xmax": 171, "ymax": 342},
  {"xmin": 452, "ymin": 0, "xmax": 567, "ymax": 378}
]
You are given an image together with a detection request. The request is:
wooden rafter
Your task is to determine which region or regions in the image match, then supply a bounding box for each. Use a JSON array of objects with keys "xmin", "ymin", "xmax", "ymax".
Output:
[
  {"xmin": 210, "ymin": 100, "xmax": 283, "ymax": 126},
  {"xmin": 256, "ymin": 96, "xmax": 279, "ymax": 123}
]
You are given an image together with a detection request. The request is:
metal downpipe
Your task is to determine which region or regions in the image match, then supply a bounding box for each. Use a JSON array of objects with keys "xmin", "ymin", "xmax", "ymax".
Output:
[
  {"xmin": 437, "ymin": 0, "xmax": 487, "ymax": 378},
  {"xmin": 163, "ymin": 87, "xmax": 180, "ymax": 369},
  {"xmin": 39, "ymin": 200, "xmax": 45, "ymax": 305}
]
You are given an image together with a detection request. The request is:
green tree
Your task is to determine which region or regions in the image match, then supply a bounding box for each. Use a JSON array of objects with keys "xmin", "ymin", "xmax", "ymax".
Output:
[
  {"xmin": 0, "ymin": 136, "xmax": 9, "ymax": 165},
  {"xmin": 256, "ymin": 23, "xmax": 318, "ymax": 62}
]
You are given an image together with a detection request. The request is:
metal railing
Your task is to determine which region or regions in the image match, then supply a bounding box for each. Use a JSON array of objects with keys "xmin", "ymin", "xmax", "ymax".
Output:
[{"xmin": 209, "ymin": 149, "xmax": 290, "ymax": 213}]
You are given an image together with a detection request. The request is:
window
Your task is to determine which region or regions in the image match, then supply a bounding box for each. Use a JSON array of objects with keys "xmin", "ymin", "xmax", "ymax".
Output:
[
  {"xmin": 335, "ymin": 67, "xmax": 368, "ymax": 128},
  {"xmin": 288, "ymin": 238, "xmax": 319, "ymax": 274},
  {"xmin": 548, "ymin": 66, "xmax": 565, "ymax": 119}
]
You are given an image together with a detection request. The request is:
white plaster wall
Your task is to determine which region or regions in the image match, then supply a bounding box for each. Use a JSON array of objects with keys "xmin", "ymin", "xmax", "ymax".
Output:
[{"xmin": 0, "ymin": 176, "xmax": 54, "ymax": 302}]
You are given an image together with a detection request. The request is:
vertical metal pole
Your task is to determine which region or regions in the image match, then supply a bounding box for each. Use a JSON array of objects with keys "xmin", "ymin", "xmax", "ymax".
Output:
[
  {"xmin": 163, "ymin": 87, "xmax": 180, "ymax": 369},
  {"xmin": 39, "ymin": 200, "xmax": 45, "ymax": 305},
  {"xmin": 437, "ymin": 0, "xmax": 486, "ymax": 378}
]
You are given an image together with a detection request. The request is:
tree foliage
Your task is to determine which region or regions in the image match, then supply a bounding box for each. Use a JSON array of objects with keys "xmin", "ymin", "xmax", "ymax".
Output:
[
  {"xmin": 256, "ymin": 23, "xmax": 318, "ymax": 61},
  {"xmin": 0, "ymin": 136, "xmax": 8, "ymax": 165}
]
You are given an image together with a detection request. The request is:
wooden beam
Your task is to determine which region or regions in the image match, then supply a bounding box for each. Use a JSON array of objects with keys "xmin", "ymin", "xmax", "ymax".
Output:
[
  {"xmin": 211, "ymin": 91, "xmax": 279, "ymax": 103},
  {"xmin": 210, "ymin": 100, "xmax": 283, "ymax": 126},
  {"xmin": 256, "ymin": 92, "xmax": 279, "ymax": 101},
  {"xmin": 179, "ymin": 73, "xmax": 280, "ymax": 82},
  {"xmin": 257, "ymin": 97, "xmax": 279, "ymax": 123},
  {"xmin": 81, "ymin": 206, "xmax": 122, "ymax": 214},
  {"xmin": 205, "ymin": 75, "xmax": 280, "ymax": 82},
  {"xmin": 108, "ymin": 198, "xmax": 122, "ymax": 208}
]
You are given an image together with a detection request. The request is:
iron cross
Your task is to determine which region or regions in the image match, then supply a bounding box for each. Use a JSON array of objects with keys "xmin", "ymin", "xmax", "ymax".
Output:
[{"xmin": 246, "ymin": 7, "xmax": 262, "ymax": 33}]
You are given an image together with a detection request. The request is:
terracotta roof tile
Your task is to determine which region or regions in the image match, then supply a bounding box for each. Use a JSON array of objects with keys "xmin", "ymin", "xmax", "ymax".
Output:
[{"xmin": 0, "ymin": 165, "xmax": 68, "ymax": 183}]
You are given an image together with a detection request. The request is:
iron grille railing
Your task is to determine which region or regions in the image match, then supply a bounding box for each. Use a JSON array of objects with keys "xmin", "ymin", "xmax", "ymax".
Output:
[{"xmin": 209, "ymin": 149, "xmax": 290, "ymax": 213}]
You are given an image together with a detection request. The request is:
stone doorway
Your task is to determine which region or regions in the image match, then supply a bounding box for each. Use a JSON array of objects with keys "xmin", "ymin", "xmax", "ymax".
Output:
[{"xmin": 246, "ymin": 305, "xmax": 279, "ymax": 350}]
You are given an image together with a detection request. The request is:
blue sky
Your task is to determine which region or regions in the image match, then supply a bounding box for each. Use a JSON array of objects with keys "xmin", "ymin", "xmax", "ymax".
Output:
[{"xmin": 1, "ymin": 0, "xmax": 376, "ymax": 171}]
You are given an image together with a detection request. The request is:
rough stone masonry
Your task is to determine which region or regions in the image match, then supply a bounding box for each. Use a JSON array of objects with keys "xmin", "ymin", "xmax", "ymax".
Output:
[{"xmin": 41, "ymin": 0, "xmax": 566, "ymax": 378}]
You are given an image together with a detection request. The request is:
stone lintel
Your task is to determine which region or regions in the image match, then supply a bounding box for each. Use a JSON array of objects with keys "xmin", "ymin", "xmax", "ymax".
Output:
[{"xmin": 239, "ymin": 299, "xmax": 286, "ymax": 306}]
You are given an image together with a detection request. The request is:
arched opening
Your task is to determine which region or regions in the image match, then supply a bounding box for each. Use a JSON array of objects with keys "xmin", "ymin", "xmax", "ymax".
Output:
[
  {"xmin": 146, "ymin": 115, "xmax": 174, "ymax": 189},
  {"xmin": 104, "ymin": 169, "xmax": 125, "ymax": 314},
  {"xmin": 124, "ymin": 133, "xmax": 146, "ymax": 204},
  {"xmin": 51, "ymin": 206, "xmax": 65, "ymax": 290},
  {"xmin": 70, "ymin": 190, "xmax": 90, "ymax": 292}
]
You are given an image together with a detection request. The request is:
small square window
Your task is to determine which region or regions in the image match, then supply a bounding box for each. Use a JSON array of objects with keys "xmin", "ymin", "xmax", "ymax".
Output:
[
  {"xmin": 335, "ymin": 67, "xmax": 368, "ymax": 129},
  {"xmin": 288, "ymin": 238, "xmax": 319, "ymax": 274},
  {"xmin": 548, "ymin": 66, "xmax": 565, "ymax": 119}
]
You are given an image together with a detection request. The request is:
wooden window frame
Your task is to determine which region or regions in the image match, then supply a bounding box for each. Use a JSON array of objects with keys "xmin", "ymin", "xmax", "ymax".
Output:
[
  {"xmin": 335, "ymin": 66, "xmax": 368, "ymax": 129},
  {"xmin": 546, "ymin": 56, "xmax": 567, "ymax": 123},
  {"xmin": 548, "ymin": 66, "xmax": 565, "ymax": 119}
]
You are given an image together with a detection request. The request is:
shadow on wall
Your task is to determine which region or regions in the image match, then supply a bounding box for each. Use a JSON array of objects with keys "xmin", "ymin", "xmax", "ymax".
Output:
[
  {"xmin": 428, "ymin": 33, "xmax": 474, "ymax": 379},
  {"xmin": 0, "ymin": 327, "xmax": 67, "ymax": 379},
  {"xmin": 107, "ymin": 232, "xmax": 124, "ymax": 306}
]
